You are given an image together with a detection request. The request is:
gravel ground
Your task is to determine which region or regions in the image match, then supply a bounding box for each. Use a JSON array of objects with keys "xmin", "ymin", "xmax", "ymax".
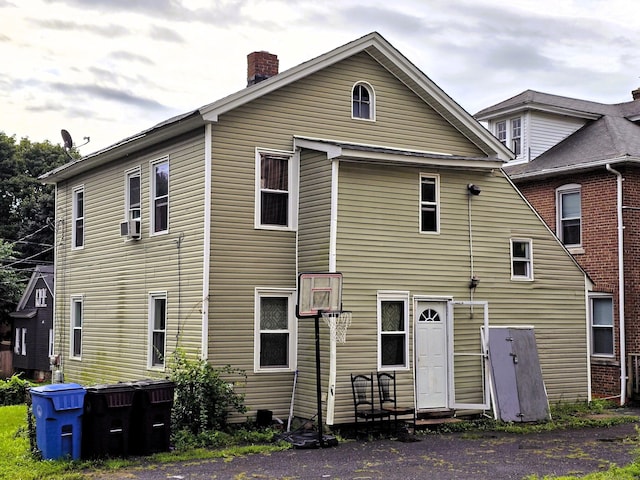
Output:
[{"xmin": 86, "ymin": 417, "xmax": 640, "ymax": 480}]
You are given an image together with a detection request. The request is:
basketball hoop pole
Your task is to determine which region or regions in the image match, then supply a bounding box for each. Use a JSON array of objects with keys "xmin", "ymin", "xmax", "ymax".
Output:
[
  {"xmin": 313, "ymin": 311, "xmax": 324, "ymax": 448},
  {"xmin": 296, "ymin": 272, "xmax": 343, "ymax": 448}
]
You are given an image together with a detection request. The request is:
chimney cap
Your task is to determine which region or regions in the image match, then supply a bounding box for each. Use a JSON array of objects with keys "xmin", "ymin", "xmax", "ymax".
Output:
[{"xmin": 633, "ymin": 87, "xmax": 640, "ymax": 101}]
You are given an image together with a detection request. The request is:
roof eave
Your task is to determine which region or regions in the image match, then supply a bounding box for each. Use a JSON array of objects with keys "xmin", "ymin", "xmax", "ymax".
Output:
[
  {"xmin": 476, "ymin": 103, "xmax": 601, "ymax": 122},
  {"xmin": 202, "ymin": 32, "xmax": 511, "ymax": 162},
  {"xmin": 508, "ymin": 155, "xmax": 640, "ymax": 181},
  {"xmin": 40, "ymin": 112, "xmax": 204, "ymax": 184},
  {"xmin": 294, "ymin": 136, "xmax": 504, "ymax": 170}
]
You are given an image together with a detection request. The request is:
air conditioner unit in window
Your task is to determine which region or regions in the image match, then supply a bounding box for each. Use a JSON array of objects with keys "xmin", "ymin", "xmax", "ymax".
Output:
[{"xmin": 120, "ymin": 218, "xmax": 141, "ymax": 239}]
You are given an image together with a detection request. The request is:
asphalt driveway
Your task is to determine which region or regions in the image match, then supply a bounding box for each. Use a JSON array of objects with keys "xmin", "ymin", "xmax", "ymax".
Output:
[{"xmin": 87, "ymin": 417, "xmax": 640, "ymax": 480}]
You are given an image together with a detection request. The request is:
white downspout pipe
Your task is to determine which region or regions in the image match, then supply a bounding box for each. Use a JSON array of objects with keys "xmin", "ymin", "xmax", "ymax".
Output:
[
  {"xmin": 201, "ymin": 124, "xmax": 212, "ymax": 359},
  {"xmin": 606, "ymin": 164, "xmax": 626, "ymax": 405},
  {"xmin": 326, "ymin": 158, "xmax": 340, "ymax": 425}
]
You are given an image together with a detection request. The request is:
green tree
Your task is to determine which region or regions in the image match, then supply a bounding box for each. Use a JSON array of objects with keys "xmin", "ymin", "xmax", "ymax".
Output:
[
  {"xmin": 0, "ymin": 132, "xmax": 71, "ymax": 271},
  {"xmin": 0, "ymin": 240, "xmax": 24, "ymax": 327}
]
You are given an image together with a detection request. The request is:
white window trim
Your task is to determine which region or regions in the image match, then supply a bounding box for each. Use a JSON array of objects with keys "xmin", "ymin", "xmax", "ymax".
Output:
[
  {"xmin": 35, "ymin": 288, "xmax": 47, "ymax": 307},
  {"xmin": 254, "ymin": 148, "xmax": 298, "ymax": 231},
  {"xmin": 510, "ymin": 238, "xmax": 534, "ymax": 281},
  {"xmin": 556, "ymin": 184, "xmax": 582, "ymax": 248},
  {"xmin": 254, "ymin": 288, "xmax": 297, "ymax": 373},
  {"xmin": 14, "ymin": 327, "xmax": 27, "ymax": 356},
  {"xmin": 70, "ymin": 295, "xmax": 83, "ymax": 360},
  {"xmin": 125, "ymin": 166, "xmax": 142, "ymax": 221},
  {"xmin": 148, "ymin": 291, "xmax": 168, "ymax": 370},
  {"xmin": 48, "ymin": 328, "xmax": 54, "ymax": 357},
  {"xmin": 511, "ymin": 117, "xmax": 522, "ymax": 156},
  {"xmin": 72, "ymin": 185, "xmax": 84, "ymax": 250},
  {"xmin": 377, "ymin": 291, "xmax": 410, "ymax": 371},
  {"xmin": 150, "ymin": 157, "xmax": 169, "ymax": 236},
  {"xmin": 590, "ymin": 293, "xmax": 615, "ymax": 358},
  {"xmin": 419, "ymin": 173, "xmax": 440, "ymax": 234},
  {"xmin": 14, "ymin": 328, "xmax": 20, "ymax": 355},
  {"xmin": 351, "ymin": 81, "xmax": 376, "ymax": 122},
  {"xmin": 494, "ymin": 117, "xmax": 523, "ymax": 159}
]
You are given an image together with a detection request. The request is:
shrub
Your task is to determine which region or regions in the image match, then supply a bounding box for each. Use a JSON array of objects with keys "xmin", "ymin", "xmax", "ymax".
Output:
[
  {"xmin": 0, "ymin": 374, "xmax": 29, "ymax": 406},
  {"xmin": 169, "ymin": 350, "xmax": 247, "ymax": 438}
]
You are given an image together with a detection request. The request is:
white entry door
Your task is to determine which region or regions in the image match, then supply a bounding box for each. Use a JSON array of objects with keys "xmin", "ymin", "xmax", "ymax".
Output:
[{"xmin": 415, "ymin": 301, "xmax": 448, "ymax": 409}]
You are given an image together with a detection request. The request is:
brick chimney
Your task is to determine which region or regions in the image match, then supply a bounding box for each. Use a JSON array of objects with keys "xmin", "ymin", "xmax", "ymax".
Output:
[
  {"xmin": 247, "ymin": 51, "xmax": 279, "ymax": 86},
  {"xmin": 633, "ymin": 87, "xmax": 640, "ymax": 101}
]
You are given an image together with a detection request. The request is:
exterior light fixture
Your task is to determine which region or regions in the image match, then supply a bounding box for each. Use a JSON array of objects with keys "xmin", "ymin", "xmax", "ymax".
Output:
[{"xmin": 467, "ymin": 184, "xmax": 481, "ymax": 195}]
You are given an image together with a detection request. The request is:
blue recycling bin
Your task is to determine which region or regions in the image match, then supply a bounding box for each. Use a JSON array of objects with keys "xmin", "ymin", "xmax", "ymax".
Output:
[{"xmin": 30, "ymin": 383, "xmax": 86, "ymax": 460}]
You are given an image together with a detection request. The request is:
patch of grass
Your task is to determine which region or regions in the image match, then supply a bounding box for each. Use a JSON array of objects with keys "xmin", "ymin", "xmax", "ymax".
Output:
[
  {"xmin": 0, "ymin": 404, "xmax": 289, "ymax": 480},
  {"xmin": 422, "ymin": 400, "xmax": 639, "ymax": 435}
]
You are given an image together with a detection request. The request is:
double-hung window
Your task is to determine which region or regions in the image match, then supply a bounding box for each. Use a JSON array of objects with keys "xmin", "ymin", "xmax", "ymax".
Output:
[
  {"xmin": 511, "ymin": 238, "xmax": 533, "ymax": 280},
  {"xmin": 591, "ymin": 295, "xmax": 613, "ymax": 356},
  {"xmin": 556, "ymin": 184, "xmax": 581, "ymax": 247},
  {"xmin": 70, "ymin": 296, "xmax": 83, "ymax": 358},
  {"xmin": 496, "ymin": 121, "xmax": 506, "ymax": 145},
  {"xmin": 126, "ymin": 168, "xmax": 141, "ymax": 221},
  {"xmin": 255, "ymin": 289, "xmax": 296, "ymax": 372},
  {"xmin": 149, "ymin": 293, "xmax": 167, "ymax": 368},
  {"xmin": 151, "ymin": 158, "xmax": 169, "ymax": 234},
  {"xmin": 256, "ymin": 150, "xmax": 297, "ymax": 230},
  {"xmin": 495, "ymin": 118, "xmax": 522, "ymax": 157},
  {"xmin": 352, "ymin": 82, "xmax": 375, "ymax": 120},
  {"xmin": 511, "ymin": 118, "xmax": 522, "ymax": 156},
  {"xmin": 377, "ymin": 292, "xmax": 409, "ymax": 370},
  {"xmin": 14, "ymin": 328, "xmax": 26, "ymax": 356},
  {"xmin": 420, "ymin": 174, "xmax": 439, "ymax": 233},
  {"xmin": 72, "ymin": 186, "xmax": 84, "ymax": 249},
  {"xmin": 35, "ymin": 288, "xmax": 47, "ymax": 307}
]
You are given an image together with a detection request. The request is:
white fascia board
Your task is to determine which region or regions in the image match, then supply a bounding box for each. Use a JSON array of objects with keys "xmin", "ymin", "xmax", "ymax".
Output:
[
  {"xmin": 476, "ymin": 103, "xmax": 601, "ymax": 122},
  {"xmin": 366, "ymin": 43, "xmax": 512, "ymax": 162},
  {"xmin": 339, "ymin": 151, "xmax": 504, "ymax": 169},
  {"xmin": 199, "ymin": 33, "xmax": 511, "ymax": 162},
  {"xmin": 294, "ymin": 137, "xmax": 503, "ymax": 170},
  {"xmin": 201, "ymin": 33, "xmax": 383, "ymax": 123},
  {"xmin": 509, "ymin": 156, "xmax": 640, "ymax": 180},
  {"xmin": 40, "ymin": 114, "xmax": 204, "ymax": 184}
]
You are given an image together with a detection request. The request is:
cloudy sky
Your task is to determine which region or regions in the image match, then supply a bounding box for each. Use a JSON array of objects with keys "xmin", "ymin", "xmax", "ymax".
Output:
[{"xmin": 2, "ymin": 0, "xmax": 639, "ymax": 154}]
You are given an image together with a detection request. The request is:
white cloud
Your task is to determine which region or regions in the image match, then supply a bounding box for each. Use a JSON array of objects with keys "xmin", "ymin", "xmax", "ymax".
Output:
[{"xmin": 1, "ymin": 0, "xmax": 639, "ymax": 153}]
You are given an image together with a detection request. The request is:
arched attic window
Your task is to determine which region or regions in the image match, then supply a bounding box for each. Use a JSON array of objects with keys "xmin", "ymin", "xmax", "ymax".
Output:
[{"xmin": 352, "ymin": 82, "xmax": 375, "ymax": 121}]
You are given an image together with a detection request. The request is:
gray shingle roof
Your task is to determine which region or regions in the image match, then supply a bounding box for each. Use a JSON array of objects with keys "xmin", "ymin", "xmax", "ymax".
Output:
[
  {"xmin": 505, "ymin": 115, "xmax": 640, "ymax": 178},
  {"xmin": 475, "ymin": 89, "xmax": 615, "ymax": 119}
]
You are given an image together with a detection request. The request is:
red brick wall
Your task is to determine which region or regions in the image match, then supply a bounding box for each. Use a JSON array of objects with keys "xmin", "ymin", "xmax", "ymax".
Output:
[{"xmin": 515, "ymin": 167, "xmax": 633, "ymax": 399}]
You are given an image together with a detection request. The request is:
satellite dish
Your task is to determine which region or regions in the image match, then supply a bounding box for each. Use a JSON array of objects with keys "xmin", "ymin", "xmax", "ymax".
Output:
[{"xmin": 61, "ymin": 129, "xmax": 74, "ymax": 149}]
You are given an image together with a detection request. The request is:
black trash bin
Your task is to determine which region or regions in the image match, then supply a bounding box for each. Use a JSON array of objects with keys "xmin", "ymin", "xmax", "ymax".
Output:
[
  {"xmin": 130, "ymin": 379, "xmax": 175, "ymax": 455},
  {"xmin": 82, "ymin": 383, "xmax": 135, "ymax": 458}
]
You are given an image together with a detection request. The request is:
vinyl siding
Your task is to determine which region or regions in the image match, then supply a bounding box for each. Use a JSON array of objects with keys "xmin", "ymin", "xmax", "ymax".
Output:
[
  {"xmin": 207, "ymin": 51, "xmax": 487, "ymax": 420},
  {"xmin": 324, "ymin": 163, "xmax": 588, "ymax": 424},
  {"xmin": 529, "ymin": 112, "xmax": 586, "ymax": 159},
  {"xmin": 53, "ymin": 132, "xmax": 206, "ymax": 384}
]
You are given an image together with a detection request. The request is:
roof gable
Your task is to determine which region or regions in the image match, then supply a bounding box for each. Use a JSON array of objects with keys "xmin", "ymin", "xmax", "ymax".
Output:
[
  {"xmin": 41, "ymin": 32, "xmax": 511, "ymax": 184},
  {"xmin": 201, "ymin": 32, "xmax": 510, "ymax": 160},
  {"xmin": 15, "ymin": 265, "xmax": 54, "ymax": 311}
]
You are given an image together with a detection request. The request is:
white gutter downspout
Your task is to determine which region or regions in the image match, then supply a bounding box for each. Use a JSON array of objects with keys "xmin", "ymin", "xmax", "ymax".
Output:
[
  {"xmin": 326, "ymin": 158, "xmax": 339, "ymax": 425},
  {"xmin": 606, "ymin": 164, "xmax": 626, "ymax": 405},
  {"xmin": 201, "ymin": 123, "xmax": 212, "ymax": 359}
]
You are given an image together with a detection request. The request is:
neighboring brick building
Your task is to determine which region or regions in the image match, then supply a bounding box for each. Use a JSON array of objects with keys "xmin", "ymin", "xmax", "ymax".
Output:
[{"xmin": 476, "ymin": 89, "xmax": 640, "ymax": 402}]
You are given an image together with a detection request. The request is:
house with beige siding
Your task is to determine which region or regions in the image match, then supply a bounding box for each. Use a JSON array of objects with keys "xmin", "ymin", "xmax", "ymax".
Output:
[{"xmin": 41, "ymin": 32, "xmax": 591, "ymax": 427}]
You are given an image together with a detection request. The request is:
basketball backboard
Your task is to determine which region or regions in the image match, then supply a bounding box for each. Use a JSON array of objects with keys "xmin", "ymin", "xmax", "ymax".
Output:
[{"xmin": 296, "ymin": 272, "xmax": 343, "ymax": 318}]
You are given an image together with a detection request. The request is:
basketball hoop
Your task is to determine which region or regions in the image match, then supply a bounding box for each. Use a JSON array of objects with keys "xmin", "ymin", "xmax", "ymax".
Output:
[{"xmin": 321, "ymin": 311, "xmax": 352, "ymax": 344}]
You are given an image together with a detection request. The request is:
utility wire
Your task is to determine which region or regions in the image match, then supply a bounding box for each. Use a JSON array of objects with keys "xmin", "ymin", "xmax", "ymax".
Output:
[{"xmin": 1, "ymin": 246, "xmax": 54, "ymax": 270}]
